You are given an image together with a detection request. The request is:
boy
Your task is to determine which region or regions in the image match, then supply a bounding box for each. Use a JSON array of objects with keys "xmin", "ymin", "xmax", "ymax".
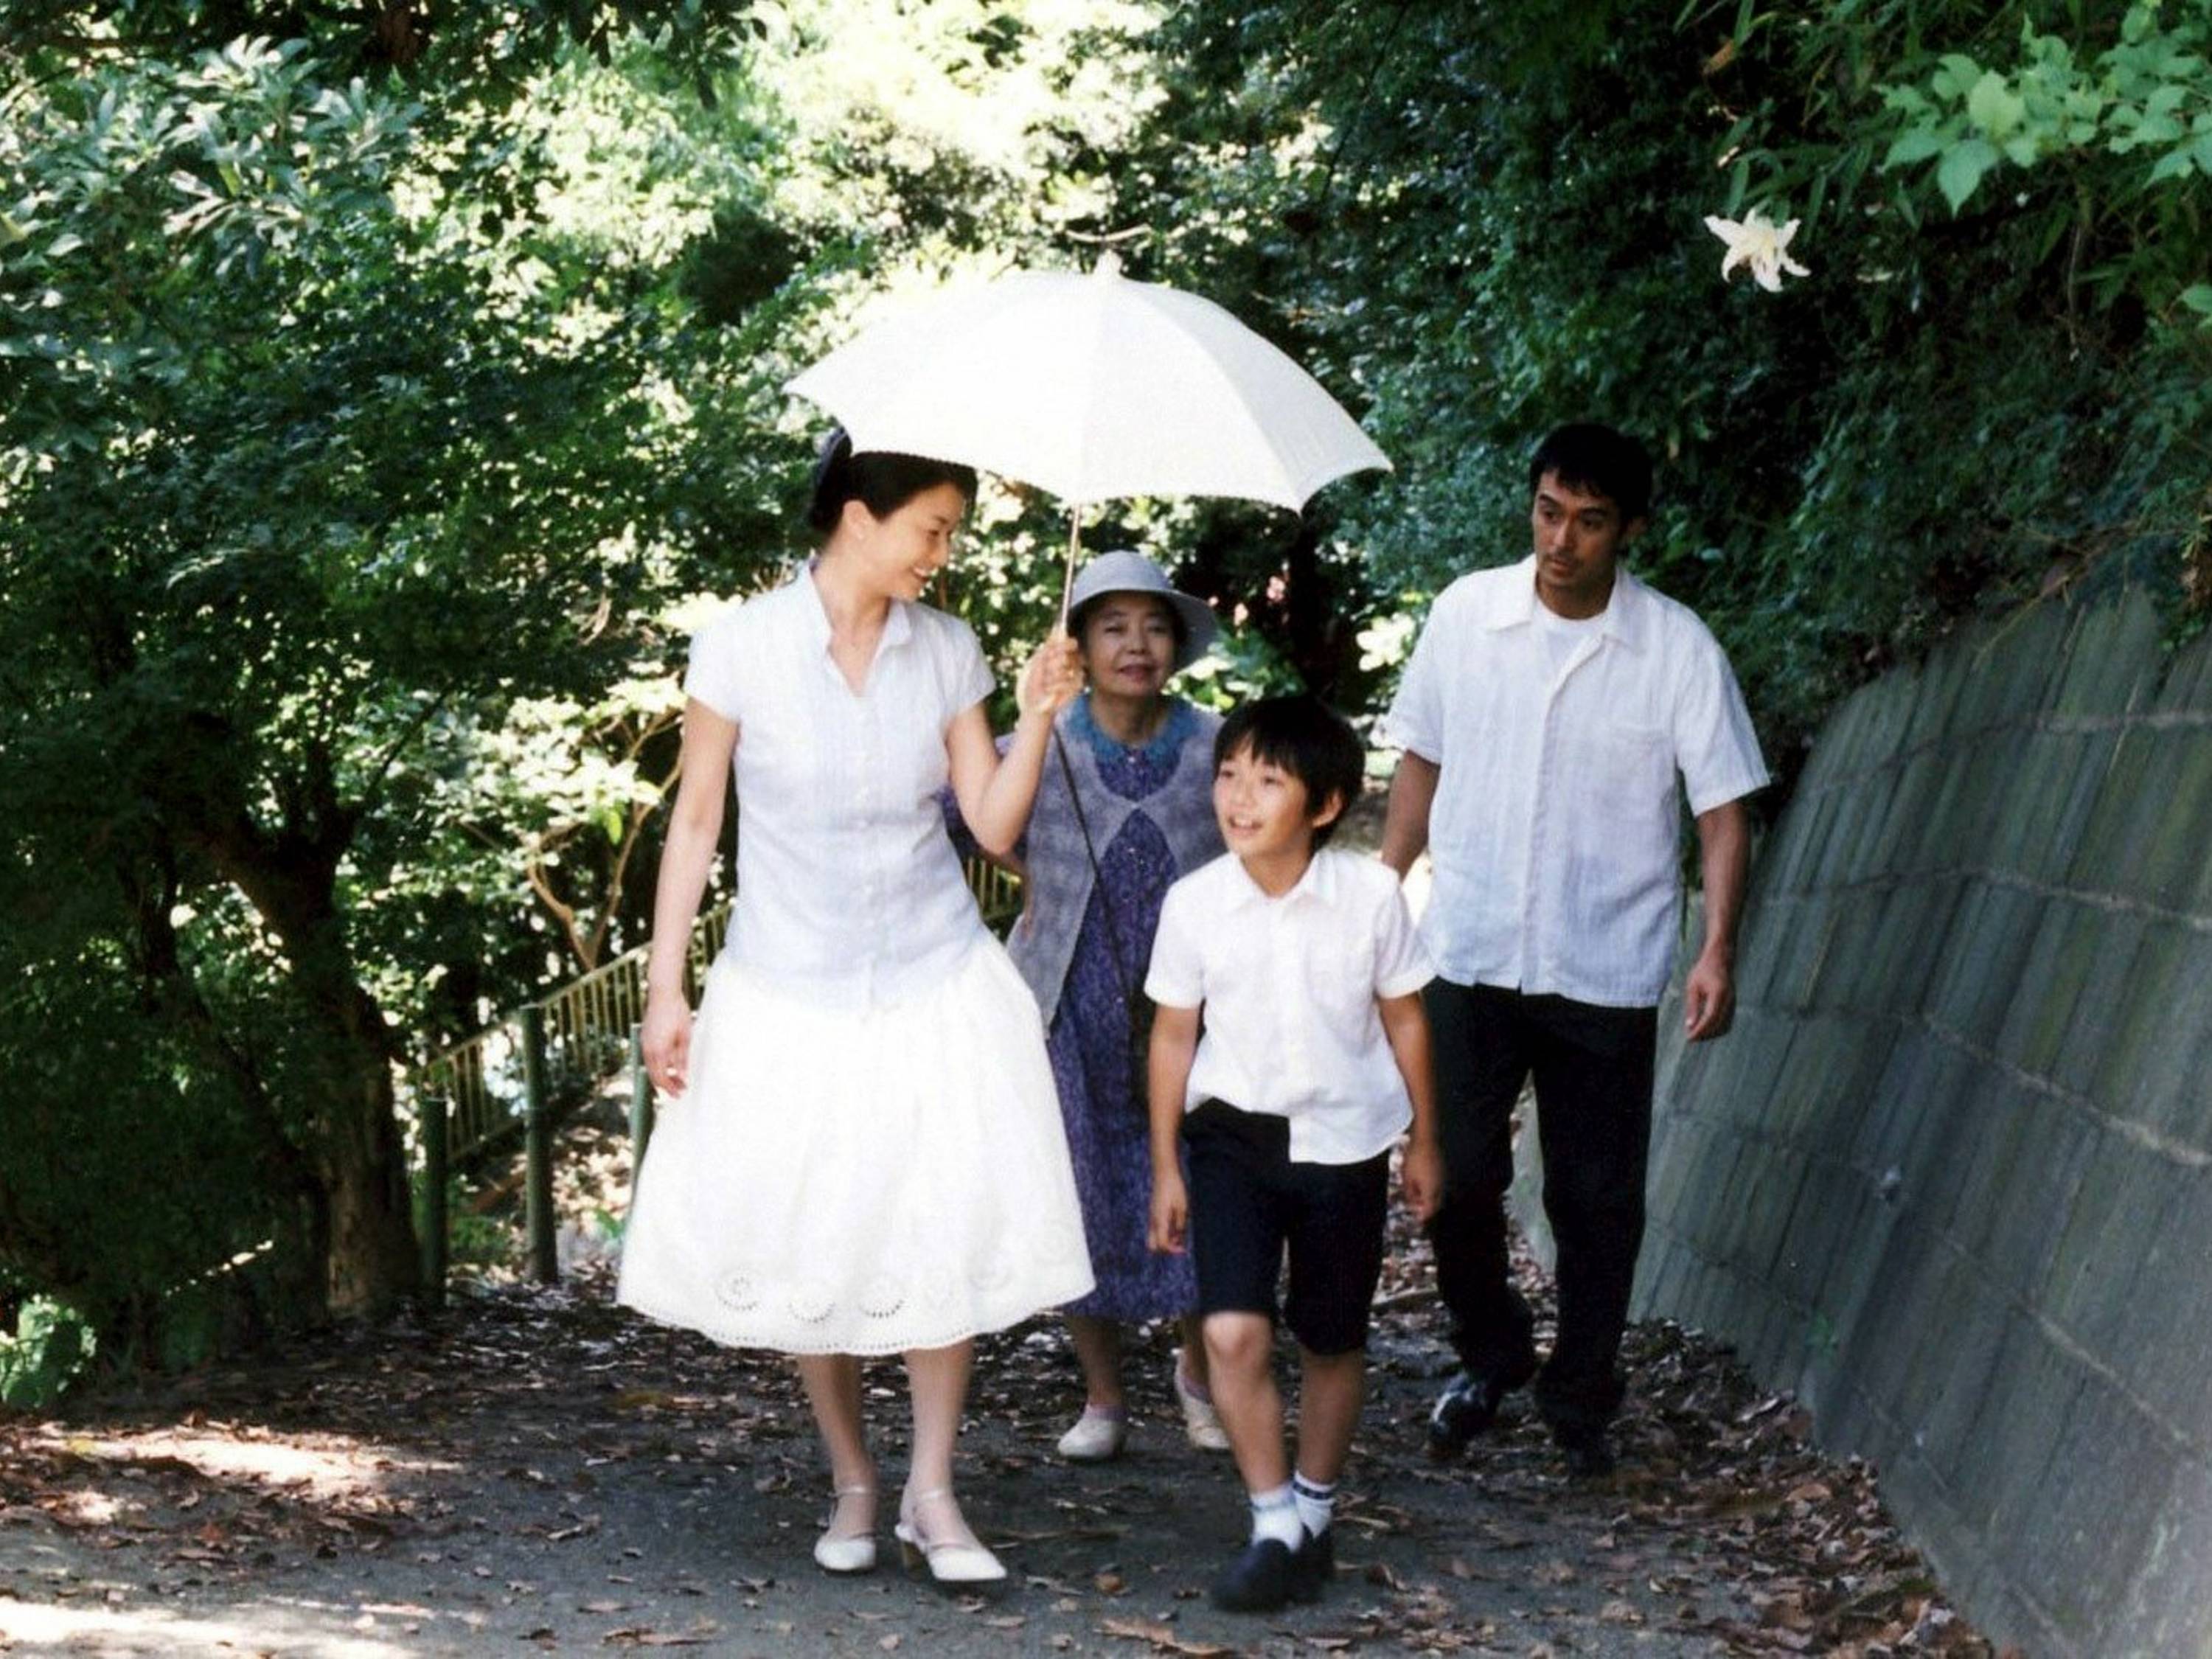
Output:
[{"xmin": 1146, "ymin": 695, "xmax": 1442, "ymax": 1613}]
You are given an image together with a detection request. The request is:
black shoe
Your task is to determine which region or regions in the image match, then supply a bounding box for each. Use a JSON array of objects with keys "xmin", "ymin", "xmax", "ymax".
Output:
[
  {"xmin": 1210, "ymin": 1534, "xmax": 1301, "ymax": 1613},
  {"xmin": 1290, "ymin": 1526, "xmax": 1334, "ymax": 1603},
  {"xmin": 1425, "ymin": 1360, "xmax": 1534, "ymax": 1461},
  {"xmin": 1556, "ymin": 1426, "xmax": 1616, "ymax": 1480}
]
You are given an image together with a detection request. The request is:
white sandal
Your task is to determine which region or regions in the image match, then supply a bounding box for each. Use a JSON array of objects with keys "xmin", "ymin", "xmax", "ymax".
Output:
[
  {"xmin": 813, "ymin": 1482, "xmax": 878, "ymax": 1575},
  {"xmin": 894, "ymin": 1486, "xmax": 1008, "ymax": 1594}
]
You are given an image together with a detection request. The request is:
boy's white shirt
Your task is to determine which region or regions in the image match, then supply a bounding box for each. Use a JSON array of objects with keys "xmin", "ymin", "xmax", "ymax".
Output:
[{"xmin": 1145, "ymin": 846, "xmax": 1435, "ymax": 1165}]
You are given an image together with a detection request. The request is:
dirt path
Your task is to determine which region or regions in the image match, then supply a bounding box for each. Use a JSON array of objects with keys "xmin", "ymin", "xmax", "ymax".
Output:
[{"xmin": 0, "ymin": 1232, "xmax": 1999, "ymax": 1659}]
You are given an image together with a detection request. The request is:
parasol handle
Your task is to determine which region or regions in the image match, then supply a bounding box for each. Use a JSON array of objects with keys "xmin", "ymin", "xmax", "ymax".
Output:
[{"xmin": 1057, "ymin": 508, "xmax": 1083, "ymax": 634}]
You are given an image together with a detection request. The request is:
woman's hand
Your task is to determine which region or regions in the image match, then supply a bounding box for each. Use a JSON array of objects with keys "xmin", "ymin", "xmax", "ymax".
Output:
[
  {"xmin": 1015, "ymin": 629, "xmax": 1083, "ymax": 723},
  {"xmin": 640, "ymin": 984, "xmax": 694, "ymax": 1099}
]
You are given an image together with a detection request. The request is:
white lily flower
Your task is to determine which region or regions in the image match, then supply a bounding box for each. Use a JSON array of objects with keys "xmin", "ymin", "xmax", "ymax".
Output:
[{"xmin": 1703, "ymin": 210, "xmax": 1810, "ymax": 292}]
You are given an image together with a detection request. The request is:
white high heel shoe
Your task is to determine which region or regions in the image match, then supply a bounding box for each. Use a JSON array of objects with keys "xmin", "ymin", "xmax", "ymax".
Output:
[
  {"xmin": 812, "ymin": 1483, "xmax": 878, "ymax": 1575},
  {"xmin": 894, "ymin": 1487, "xmax": 1008, "ymax": 1595}
]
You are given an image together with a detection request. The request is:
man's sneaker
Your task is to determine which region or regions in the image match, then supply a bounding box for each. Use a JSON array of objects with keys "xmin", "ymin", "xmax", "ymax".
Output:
[
  {"xmin": 1425, "ymin": 1359, "xmax": 1535, "ymax": 1461},
  {"xmin": 1209, "ymin": 1534, "xmax": 1301, "ymax": 1613},
  {"xmin": 1556, "ymin": 1425, "xmax": 1616, "ymax": 1480},
  {"xmin": 1290, "ymin": 1526, "xmax": 1334, "ymax": 1603}
]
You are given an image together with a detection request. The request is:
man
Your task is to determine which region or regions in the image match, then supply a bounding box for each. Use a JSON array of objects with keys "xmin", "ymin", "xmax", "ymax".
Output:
[{"xmin": 1378, "ymin": 423, "xmax": 1766, "ymax": 1478}]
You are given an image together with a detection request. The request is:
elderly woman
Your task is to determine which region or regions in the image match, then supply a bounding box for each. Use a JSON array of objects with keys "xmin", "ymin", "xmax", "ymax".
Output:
[{"xmin": 996, "ymin": 550, "xmax": 1234, "ymax": 1462}]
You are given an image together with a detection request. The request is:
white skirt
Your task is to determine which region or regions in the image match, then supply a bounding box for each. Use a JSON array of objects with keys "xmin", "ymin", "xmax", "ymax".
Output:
[{"xmin": 616, "ymin": 934, "xmax": 1095, "ymax": 1355}]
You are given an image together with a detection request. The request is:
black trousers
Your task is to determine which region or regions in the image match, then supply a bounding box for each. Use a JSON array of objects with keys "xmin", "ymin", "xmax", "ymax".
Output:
[{"xmin": 1422, "ymin": 979, "xmax": 1657, "ymax": 1435}]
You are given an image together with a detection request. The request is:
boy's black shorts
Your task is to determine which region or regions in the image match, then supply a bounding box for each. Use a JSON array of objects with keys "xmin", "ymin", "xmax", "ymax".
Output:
[{"xmin": 1183, "ymin": 1099, "xmax": 1391, "ymax": 1357}]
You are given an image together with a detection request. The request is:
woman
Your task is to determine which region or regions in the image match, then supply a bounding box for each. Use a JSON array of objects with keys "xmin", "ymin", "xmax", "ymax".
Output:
[
  {"xmin": 1002, "ymin": 550, "xmax": 1233, "ymax": 1462},
  {"xmin": 618, "ymin": 431, "xmax": 1093, "ymax": 1592}
]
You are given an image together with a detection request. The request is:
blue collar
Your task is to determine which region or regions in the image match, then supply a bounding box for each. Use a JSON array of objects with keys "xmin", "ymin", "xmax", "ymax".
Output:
[{"xmin": 1073, "ymin": 695, "xmax": 1195, "ymax": 765}]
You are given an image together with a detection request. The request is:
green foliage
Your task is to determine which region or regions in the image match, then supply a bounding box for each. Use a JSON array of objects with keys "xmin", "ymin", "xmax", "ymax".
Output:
[
  {"xmin": 1135, "ymin": 0, "xmax": 2212, "ymax": 773},
  {"xmin": 1882, "ymin": 4, "xmax": 2212, "ymax": 206},
  {"xmin": 0, "ymin": 0, "xmax": 1192, "ymax": 1365},
  {"xmin": 13, "ymin": 0, "xmax": 2200, "ymax": 1382},
  {"xmin": 0, "ymin": 20, "xmax": 750, "ymax": 1337},
  {"xmin": 0, "ymin": 1294, "xmax": 97, "ymax": 1411}
]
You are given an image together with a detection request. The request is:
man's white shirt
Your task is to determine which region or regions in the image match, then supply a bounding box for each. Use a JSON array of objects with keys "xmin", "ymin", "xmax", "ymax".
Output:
[{"xmin": 1384, "ymin": 556, "xmax": 1767, "ymax": 1006}]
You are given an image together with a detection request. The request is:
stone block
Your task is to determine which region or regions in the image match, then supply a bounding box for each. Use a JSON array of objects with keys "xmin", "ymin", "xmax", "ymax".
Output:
[
  {"xmin": 1870, "ymin": 1233, "xmax": 1998, "ymax": 1467},
  {"xmin": 2053, "ymin": 596, "xmax": 2160, "ymax": 718},
  {"xmin": 2036, "ymin": 1146, "xmax": 2160, "ymax": 1362},
  {"xmin": 1910, "ymin": 1282, "xmax": 2013, "ymax": 1493},
  {"xmin": 1768, "ymin": 1158, "xmax": 1855, "ymax": 1315},
  {"xmin": 2008, "ymin": 1368, "xmax": 2185, "ymax": 1650},
  {"xmin": 2129, "ymin": 731, "xmax": 2212, "ymax": 911},
  {"xmin": 1953, "ymin": 1310, "xmax": 2084, "ymax": 1537},
  {"xmin": 2068, "ymin": 727, "xmax": 2157, "ymax": 885},
  {"xmin": 1851, "ymin": 1032, "xmax": 1974, "ymax": 1181},
  {"xmin": 2106, "ymin": 1457, "xmax": 2212, "ymax": 1656},
  {"xmin": 1841, "ymin": 1200, "xmax": 1961, "ymax": 1421},
  {"xmin": 1873, "ymin": 878, "xmax": 1962, "ymax": 1015},
  {"xmin": 1942, "ymin": 883, "xmax": 2049, "ymax": 1045},
  {"xmin": 1994, "ymin": 900, "xmax": 2104, "ymax": 1079},
  {"xmin": 1819, "ymin": 1180, "xmax": 1907, "ymax": 1380},
  {"xmin": 2106, "ymin": 1164, "xmax": 2212, "ymax": 1422},
  {"xmin": 1953, "ymin": 1089, "xmax": 2087, "ymax": 1307},
  {"xmin": 2084, "ymin": 922, "xmax": 2191, "ymax": 1116},
  {"xmin": 2052, "ymin": 910, "xmax": 2163, "ymax": 1099},
  {"xmin": 2135, "ymin": 978, "xmax": 2212, "ymax": 1153}
]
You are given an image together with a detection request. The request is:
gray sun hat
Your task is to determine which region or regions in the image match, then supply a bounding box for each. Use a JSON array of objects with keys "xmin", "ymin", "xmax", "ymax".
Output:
[{"xmin": 1065, "ymin": 549, "xmax": 1220, "ymax": 672}]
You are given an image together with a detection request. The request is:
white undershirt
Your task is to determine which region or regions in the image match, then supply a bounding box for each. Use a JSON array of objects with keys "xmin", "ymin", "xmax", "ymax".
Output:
[{"xmin": 1533, "ymin": 597, "xmax": 1605, "ymax": 681}]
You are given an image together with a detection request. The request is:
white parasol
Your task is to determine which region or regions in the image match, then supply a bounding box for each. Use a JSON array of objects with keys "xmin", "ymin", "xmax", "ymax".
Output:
[{"xmin": 786, "ymin": 252, "xmax": 1390, "ymax": 613}]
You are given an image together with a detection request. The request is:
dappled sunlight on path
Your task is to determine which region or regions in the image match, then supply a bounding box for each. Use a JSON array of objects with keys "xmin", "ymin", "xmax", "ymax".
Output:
[
  {"xmin": 0, "ymin": 1596, "xmax": 422, "ymax": 1658},
  {"xmin": 0, "ymin": 1228, "xmax": 1997, "ymax": 1657}
]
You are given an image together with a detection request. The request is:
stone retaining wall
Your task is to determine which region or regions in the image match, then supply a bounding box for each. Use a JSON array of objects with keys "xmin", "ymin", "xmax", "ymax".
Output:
[{"xmin": 1637, "ymin": 594, "xmax": 2212, "ymax": 1658}]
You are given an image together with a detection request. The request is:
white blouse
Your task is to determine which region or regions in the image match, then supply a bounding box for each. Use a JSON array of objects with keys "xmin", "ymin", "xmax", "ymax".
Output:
[
  {"xmin": 1145, "ymin": 849, "xmax": 1435, "ymax": 1165},
  {"xmin": 684, "ymin": 567, "xmax": 996, "ymax": 1006}
]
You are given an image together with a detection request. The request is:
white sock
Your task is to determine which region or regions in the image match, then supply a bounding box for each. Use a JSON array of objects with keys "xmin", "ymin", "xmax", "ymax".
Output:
[
  {"xmin": 1292, "ymin": 1472, "xmax": 1336, "ymax": 1539},
  {"xmin": 1248, "ymin": 1483, "xmax": 1302, "ymax": 1548}
]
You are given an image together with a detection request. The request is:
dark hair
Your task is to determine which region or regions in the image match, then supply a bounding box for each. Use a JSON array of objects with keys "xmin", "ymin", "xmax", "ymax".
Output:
[
  {"xmin": 1071, "ymin": 591, "xmax": 1186, "ymax": 653},
  {"xmin": 1527, "ymin": 423, "xmax": 1652, "ymax": 525},
  {"xmin": 806, "ymin": 427, "xmax": 978, "ymax": 535},
  {"xmin": 1214, "ymin": 694, "xmax": 1365, "ymax": 849}
]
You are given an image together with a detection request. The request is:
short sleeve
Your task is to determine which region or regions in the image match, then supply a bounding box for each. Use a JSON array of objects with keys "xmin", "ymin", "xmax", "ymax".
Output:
[
  {"xmin": 940, "ymin": 613, "xmax": 995, "ymax": 720},
  {"xmin": 1371, "ymin": 872, "xmax": 1435, "ymax": 999},
  {"xmin": 1382, "ymin": 595, "xmax": 1451, "ymax": 761},
  {"xmin": 1144, "ymin": 877, "xmax": 1206, "ymax": 1009},
  {"xmin": 682, "ymin": 604, "xmax": 745, "ymax": 722},
  {"xmin": 1671, "ymin": 627, "xmax": 1769, "ymax": 815}
]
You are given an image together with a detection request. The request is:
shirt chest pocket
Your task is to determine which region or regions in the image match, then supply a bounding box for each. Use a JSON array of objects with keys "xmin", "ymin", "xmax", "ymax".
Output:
[
  {"xmin": 1298, "ymin": 928, "xmax": 1375, "ymax": 1034},
  {"xmin": 1597, "ymin": 720, "xmax": 1676, "ymax": 814}
]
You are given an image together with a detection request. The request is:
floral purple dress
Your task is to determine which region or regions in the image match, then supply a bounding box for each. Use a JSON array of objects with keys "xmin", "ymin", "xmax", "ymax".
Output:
[{"xmin": 1050, "ymin": 697, "xmax": 1215, "ymax": 1321}]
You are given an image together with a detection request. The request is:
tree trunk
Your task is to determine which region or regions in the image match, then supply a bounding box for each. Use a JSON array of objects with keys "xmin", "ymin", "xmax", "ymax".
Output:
[
  {"xmin": 320, "ymin": 1046, "xmax": 422, "ymax": 1315},
  {"xmin": 170, "ymin": 762, "xmax": 422, "ymax": 1317},
  {"xmin": 278, "ymin": 933, "xmax": 423, "ymax": 1317}
]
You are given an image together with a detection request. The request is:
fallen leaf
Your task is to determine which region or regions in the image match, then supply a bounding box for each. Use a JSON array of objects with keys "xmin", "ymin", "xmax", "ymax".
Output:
[{"xmin": 1098, "ymin": 1618, "xmax": 1234, "ymax": 1656}]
